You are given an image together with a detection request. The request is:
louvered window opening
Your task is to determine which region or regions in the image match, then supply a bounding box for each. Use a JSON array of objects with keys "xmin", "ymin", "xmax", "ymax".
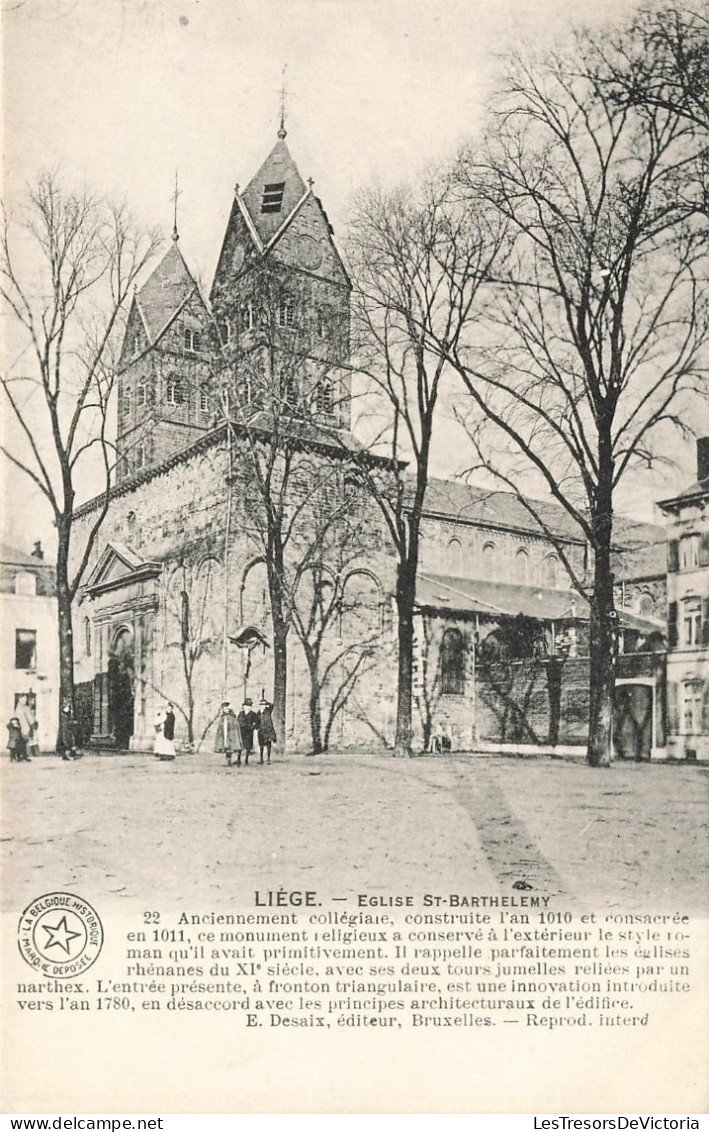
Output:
[{"xmin": 262, "ymin": 182, "xmax": 286, "ymax": 213}]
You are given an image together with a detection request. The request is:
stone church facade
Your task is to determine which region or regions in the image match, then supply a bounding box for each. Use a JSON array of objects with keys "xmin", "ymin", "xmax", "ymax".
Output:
[{"xmin": 71, "ymin": 125, "xmax": 669, "ymax": 756}]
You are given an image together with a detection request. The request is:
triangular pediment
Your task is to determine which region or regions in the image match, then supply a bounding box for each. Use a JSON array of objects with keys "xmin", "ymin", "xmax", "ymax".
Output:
[{"xmin": 85, "ymin": 542, "xmax": 161, "ymax": 594}]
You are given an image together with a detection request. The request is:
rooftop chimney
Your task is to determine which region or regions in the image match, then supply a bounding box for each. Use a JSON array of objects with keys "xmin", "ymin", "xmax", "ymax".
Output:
[
  {"xmin": 31, "ymin": 540, "xmax": 44, "ymax": 560},
  {"xmin": 698, "ymin": 437, "xmax": 709, "ymax": 486}
]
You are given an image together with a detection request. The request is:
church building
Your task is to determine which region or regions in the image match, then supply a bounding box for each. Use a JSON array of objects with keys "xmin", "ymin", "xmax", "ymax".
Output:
[{"xmin": 71, "ymin": 123, "xmax": 668, "ymax": 756}]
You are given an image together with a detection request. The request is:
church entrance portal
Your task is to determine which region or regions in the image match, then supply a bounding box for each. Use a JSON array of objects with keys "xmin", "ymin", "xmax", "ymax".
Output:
[{"xmin": 108, "ymin": 627, "xmax": 135, "ymax": 748}]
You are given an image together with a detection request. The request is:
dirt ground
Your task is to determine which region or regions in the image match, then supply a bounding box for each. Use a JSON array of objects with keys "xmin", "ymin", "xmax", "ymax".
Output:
[{"xmin": 2, "ymin": 749, "xmax": 707, "ymax": 914}]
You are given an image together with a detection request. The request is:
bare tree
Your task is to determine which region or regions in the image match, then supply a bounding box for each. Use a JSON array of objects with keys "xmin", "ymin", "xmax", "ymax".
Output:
[
  {"xmin": 0, "ymin": 172, "xmax": 161, "ymax": 739},
  {"xmin": 602, "ymin": 2, "xmax": 709, "ymax": 133},
  {"xmin": 291, "ymin": 510, "xmax": 380, "ymax": 753},
  {"xmin": 346, "ymin": 176, "xmax": 504, "ymax": 754},
  {"xmin": 445, "ymin": 21, "xmax": 709, "ymax": 765}
]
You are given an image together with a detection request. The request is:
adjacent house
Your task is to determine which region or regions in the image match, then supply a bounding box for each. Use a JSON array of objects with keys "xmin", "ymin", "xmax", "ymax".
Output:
[
  {"xmin": 1, "ymin": 542, "xmax": 58, "ymax": 751},
  {"xmin": 658, "ymin": 438, "xmax": 709, "ymax": 761}
]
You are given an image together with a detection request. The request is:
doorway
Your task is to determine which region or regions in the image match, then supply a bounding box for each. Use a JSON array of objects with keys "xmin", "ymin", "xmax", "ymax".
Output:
[{"xmin": 108, "ymin": 627, "xmax": 135, "ymax": 747}]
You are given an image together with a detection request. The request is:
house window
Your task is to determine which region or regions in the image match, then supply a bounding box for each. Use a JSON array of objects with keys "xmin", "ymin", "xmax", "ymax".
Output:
[
  {"xmin": 184, "ymin": 328, "xmax": 201, "ymax": 353},
  {"xmin": 15, "ymin": 629, "xmax": 37, "ymax": 670},
  {"xmin": 681, "ymin": 680, "xmax": 704, "ymax": 734},
  {"xmin": 135, "ymin": 443, "xmax": 146, "ymax": 470},
  {"xmin": 218, "ymin": 319, "xmax": 231, "ymax": 344},
  {"xmin": 316, "ymin": 379, "xmax": 334, "ymax": 416},
  {"xmin": 84, "ymin": 616, "xmax": 92, "ymax": 656},
  {"xmin": 543, "ymin": 554, "xmax": 559, "ymax": 588},
  {"xmin": 240, "ymin": 303, "xmax": 254, "ymax": 331},
  {"xmin": 261, "ymin": 181, "xmax": 285, "ymax": 213},
  {"xmin": 316, "ymin": 310, "xmax": 327, "ymax": 339},
  {"xmin": 14, "ymin": 572, "xmax": 37, "ymax": 596},
  {"xmin": 682, "ymin": 597, "xmax": 702, "ymax": 646},
  {"xmin": 515, "ymin": 547, "xmax": 529, "ymax": 583},
  {"xmin": 199, "ymin": 387, "xmax": 209, "ymax": 414},
  {"xmin": 167, "ymin": 376, "xmax": 184, "ymax": 405},
  {"xmin": 278, "ymin": 301, "xmax": 296, "ymax": 329},
  {"xmin": 137, "ymin": 381, "xmax": 147, "ymax": 407},
  {"xmin": 122, "ymin": 389, "xmax": 131, "ymax": 420},
  {"xmin": 441, "ymin": 628, "xmax": 466, "ymax": 695},
  {"xmin": 680, "ymin": 535, "xmax": 700, "ymax": 570}
]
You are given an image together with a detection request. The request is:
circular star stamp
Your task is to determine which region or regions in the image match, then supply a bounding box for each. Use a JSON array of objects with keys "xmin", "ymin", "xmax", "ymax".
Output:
[{"xmin": 17, "ymin": 892, "xmax": 103, "ymax": 978}]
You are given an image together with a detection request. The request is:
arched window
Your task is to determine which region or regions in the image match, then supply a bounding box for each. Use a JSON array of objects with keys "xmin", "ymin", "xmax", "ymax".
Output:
[
  {"xmin": 441, "ymin": 628, "xmax": 466, "ymax": 695},
  {"xmin": 543, "ymin": 554, "xmax": 559, "ymax": 588},
  {"xmin": 448, "ymin": 537, "xmax": 463, "ymax": 575},
  {"xmin": 316, "ymin": 379, "xmax": 333, "ymax": 416},
  {"xmin": 482, "ymin": 542, "xmax": 496, "ymax": 578},
  {"xmin": 515, "ymin": 547, "xmax": 529, "ymax": 583},
  {"xmin": 184, "ymin": 327, "xmax": 201, "ymax": 353},
  {"xmin": 180, "ymin": 591, "xmax": 190, "ymax": 647},
  {"xmin": 639, "ymin": 592, "xmax": 655, "ymax": 618}
]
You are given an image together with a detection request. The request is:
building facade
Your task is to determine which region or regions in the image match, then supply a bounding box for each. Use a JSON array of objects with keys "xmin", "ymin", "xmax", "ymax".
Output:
[
  {"xmin": 1, "ymin": 542, "xmax": 59, "ymax": 751},
  {"xmin": 659, "ymin": 439, "xmax": 709, "ymax": 760}
]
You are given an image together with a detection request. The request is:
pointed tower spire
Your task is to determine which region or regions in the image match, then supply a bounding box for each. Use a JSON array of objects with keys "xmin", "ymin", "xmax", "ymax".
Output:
[
  {"xmin": 171, "ymin": 170, "xmax": 182, "ymax": 242},
  {"xmin": 278, "ymin": 64, "xmax": 288, "ymax": 139}
]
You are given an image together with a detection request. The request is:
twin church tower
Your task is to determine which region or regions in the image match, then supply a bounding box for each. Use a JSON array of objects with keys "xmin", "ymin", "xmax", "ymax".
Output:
[{"xmin": 115, "ymin": 123, "xmax": 353, "ymax": 483}]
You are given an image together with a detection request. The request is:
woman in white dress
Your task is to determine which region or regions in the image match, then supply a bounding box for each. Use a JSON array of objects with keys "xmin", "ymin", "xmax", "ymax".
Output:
[{"xmin": 154, "ymin": 706, "xmax": 176, "ymax": 760}]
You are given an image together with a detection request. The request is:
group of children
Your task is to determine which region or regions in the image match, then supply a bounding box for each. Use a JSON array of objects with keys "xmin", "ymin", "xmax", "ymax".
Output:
[
  {"xmin": 215, "ymin": 697, "xmax": 277, "ymax": 767},
  {"xmin": 6, "ymin": 698, "xmax": 82, "ymax": 762}
]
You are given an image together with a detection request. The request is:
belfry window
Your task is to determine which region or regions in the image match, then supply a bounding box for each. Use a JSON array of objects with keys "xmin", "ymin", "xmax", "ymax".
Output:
[
  {"xmin": 184, "ymin": 328, "xmax": 201, "ymax": 353},
  {"xmin": 167, "ymin": 376, "xmax": 184, "ymax": 405},
  {"xmin": 278, "ymin": 301, "xmax": 296, "ymax": 329},
  {"xmin": 261, "ymin": 182, "xmax": 286, "ymax": 213},
  {"xmin": 316, "ymin": 379, "xmax": 334, "ymax": 416}
]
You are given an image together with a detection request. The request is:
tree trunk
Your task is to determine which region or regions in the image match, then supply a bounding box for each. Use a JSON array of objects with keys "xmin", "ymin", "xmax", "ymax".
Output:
[
  {"xmin": 308, "ymin": 666, "xmax": 324, "ymax": 754},
  {"xmin": 394, "ymin": 559, "xmax": 417, "ymax": 756},
  {"xmin": 271, "ymin": 624, "xmax": 288, "ymax": 752},
  {"xmin": 587, "ymin": 471, "xmax": 617, "ymax": 767},
  {"xmin": 55, "ymin": 526, "xmax": 75, "ymax": 751}
]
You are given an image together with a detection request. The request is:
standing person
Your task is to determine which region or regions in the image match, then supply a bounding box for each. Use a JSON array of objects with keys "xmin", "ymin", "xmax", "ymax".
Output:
[
  {"xmin": 16, "ymin": 695, "xmax": 37, "ymax": 761},
  {"xmin": 237, "ymin": 698, "xmax": 258, "ymax": 767},
  {"xmin": 60, "ymin": 705, "xmax": 82, "ymax": 761},
  {"xmin": 257, "ymin": 696, "xmax": 277, "ymax": 764},
  {"xmin": 163, "ymin": 704, "xmax": 176, "ymax": 752},
  {"xmin": 154, "ymin": 705, "xmax": 176, "ymax": 761},
  {"xmin": 7, "ymin": 717, "xmax": 23, "ymax": 762},
  {"xmin": 214, "ymin": 701, "xmax": 241, "ymax": 767}
]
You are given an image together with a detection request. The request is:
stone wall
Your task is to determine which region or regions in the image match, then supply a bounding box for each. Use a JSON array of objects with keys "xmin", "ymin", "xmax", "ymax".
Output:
[{"xmin": 72, "ymin": 433, "xmax": 398, "ymax": 753}]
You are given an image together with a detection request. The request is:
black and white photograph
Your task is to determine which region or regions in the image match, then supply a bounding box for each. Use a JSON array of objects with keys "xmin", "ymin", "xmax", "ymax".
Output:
[{"xmin": 1, "ymin": 0, "xmax": 707, "ymax": 1117}]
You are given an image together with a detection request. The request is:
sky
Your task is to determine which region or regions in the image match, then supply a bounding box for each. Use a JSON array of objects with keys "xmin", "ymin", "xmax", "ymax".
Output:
[{"xmin": 1, "ymin": 0, "xmax": 706, "ymax": 549}]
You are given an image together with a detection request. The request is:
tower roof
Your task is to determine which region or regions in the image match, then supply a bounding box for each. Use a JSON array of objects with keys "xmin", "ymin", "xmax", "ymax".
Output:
[
  {"xmin": 239, "ymin": 137, "xmax": 308, "ymax": 246},
  {"xmin": 135, "ymin": 241, "xmax": 200, "ymax": 343}
]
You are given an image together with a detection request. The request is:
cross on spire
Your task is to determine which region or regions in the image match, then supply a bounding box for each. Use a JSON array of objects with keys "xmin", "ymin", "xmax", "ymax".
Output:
[
  {"xmin": 278, "ymin": 64, "xmax": 288, "ymax": 139},
  {"xmin": 171, "ymin": 170, "xmax": 182, "ymax": 241}
]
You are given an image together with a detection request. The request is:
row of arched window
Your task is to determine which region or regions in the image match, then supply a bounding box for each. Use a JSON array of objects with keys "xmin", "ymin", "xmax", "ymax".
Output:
[{"xmin": 443, "ymin": 537, "xmax": 562, "ymax": 587}]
